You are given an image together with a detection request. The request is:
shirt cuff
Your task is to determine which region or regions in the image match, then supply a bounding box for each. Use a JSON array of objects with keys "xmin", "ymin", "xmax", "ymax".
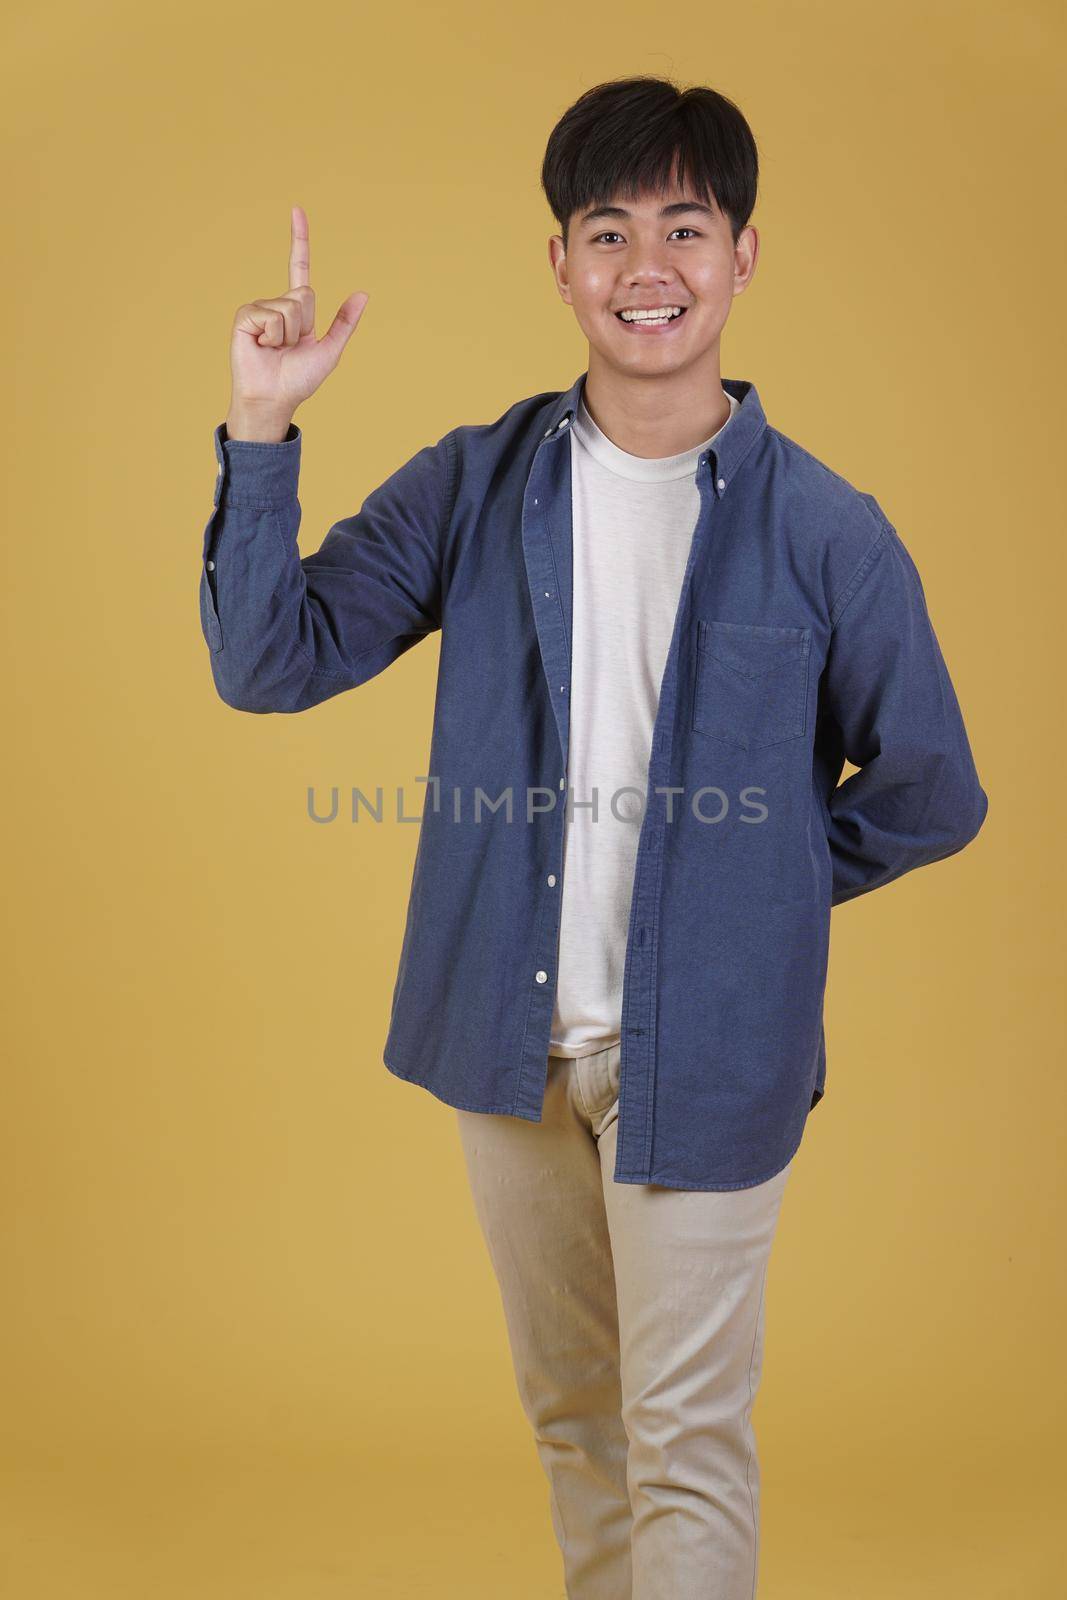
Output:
[{"xmin": 213, "ymin": 420, "xmax": 302, "ymax": 506}]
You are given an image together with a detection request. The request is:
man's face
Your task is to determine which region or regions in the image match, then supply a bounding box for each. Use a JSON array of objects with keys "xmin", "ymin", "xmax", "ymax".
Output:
[{"xmin": 548, "ymin": 173, "xmax": 757, "ymax": 377}]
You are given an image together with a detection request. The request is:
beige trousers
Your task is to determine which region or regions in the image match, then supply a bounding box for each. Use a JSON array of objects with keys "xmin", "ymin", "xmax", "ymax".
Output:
[{"xmin": 454, "ymin": 1040, "xmax": 792, "ymax": 1600}]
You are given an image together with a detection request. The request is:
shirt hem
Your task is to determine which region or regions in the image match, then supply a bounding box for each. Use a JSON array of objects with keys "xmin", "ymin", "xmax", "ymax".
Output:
[
  {"xmin": 613, "ymin": 1112, "xmax": 807, "ymax": 1190},
  {"xmin": 383, "ymin": 1048, "xmax": 820, "ymax": 1189},
  {"xmin": 382, "ymin": 1050, "xmax": 543, "ymax": 1120}
]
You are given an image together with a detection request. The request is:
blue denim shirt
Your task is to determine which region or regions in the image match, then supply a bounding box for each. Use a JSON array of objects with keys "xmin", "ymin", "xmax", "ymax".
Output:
[{"xmin": 199, "ymin": 372, "xmax": 988, "ymax": 1191}]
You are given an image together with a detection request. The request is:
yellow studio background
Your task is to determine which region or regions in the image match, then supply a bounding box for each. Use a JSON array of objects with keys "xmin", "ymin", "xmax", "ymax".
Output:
[{"xmin": 1, "ymin": 1, "xmax": 1062, "ymax": 1595}]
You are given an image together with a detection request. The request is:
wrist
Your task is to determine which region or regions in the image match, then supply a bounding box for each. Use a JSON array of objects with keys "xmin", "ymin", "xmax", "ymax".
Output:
[{"xmin": 224, "ymin": 403, "xmax": 295, "ymax": 444}]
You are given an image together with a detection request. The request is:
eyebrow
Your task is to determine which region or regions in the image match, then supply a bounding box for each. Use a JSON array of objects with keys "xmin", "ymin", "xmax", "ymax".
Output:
[{"xmin": 578, "ymin": 200, "xmax": 717, "ymax": 226}]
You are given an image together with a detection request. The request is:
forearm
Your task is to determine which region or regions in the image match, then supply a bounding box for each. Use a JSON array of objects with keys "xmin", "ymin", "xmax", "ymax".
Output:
[
  {"xmin": 200, "ymin": 422, "xmax": 358, "ymax": 714},
  {"xmin": 827, "ymin": 748, "xmax": 988, "ymax": 905}
]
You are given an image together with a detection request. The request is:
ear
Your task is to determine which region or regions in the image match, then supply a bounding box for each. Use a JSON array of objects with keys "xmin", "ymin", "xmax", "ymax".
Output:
[
  {"xmin": 547, "ymin": 234, "xmax": 572, "ymax": 304},
  {"xmin": 732, "ymin": 224, "xmax": 760, "ymax": 296}
]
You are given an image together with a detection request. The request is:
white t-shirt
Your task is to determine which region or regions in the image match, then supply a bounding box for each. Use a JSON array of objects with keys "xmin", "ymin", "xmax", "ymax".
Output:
[{"xmin": 548, "ymin": 386, "xmax": 741, "ymax": 1057}]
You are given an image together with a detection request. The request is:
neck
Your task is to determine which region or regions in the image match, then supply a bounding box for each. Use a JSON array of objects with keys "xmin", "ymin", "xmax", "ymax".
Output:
[{"xmin": 582, "ymin": 349, "xmax": 730, "ymax": 458}]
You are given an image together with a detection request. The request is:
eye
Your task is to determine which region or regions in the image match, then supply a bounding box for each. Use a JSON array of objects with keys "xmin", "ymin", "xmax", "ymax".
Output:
[{"xmin": 591, "ymin": 228, "xmax": 701, "ymax": 245}]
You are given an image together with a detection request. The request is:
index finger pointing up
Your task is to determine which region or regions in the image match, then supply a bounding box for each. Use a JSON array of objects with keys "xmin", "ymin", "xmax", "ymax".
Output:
[{"xmin": 289, "ymin": 204, "xmax": 310, "ymax": 289}]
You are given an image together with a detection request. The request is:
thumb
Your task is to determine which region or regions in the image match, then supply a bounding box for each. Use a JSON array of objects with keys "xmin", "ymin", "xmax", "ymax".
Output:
[{"xmin": 318, "ymin": 291, "xmax": 369, "ymax": 363}]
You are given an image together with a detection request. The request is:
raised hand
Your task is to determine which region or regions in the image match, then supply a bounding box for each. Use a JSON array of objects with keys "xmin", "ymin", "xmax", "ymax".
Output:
[{"xmin": 226, "ymin": 205, "xmax": 369, "ymax": 440}]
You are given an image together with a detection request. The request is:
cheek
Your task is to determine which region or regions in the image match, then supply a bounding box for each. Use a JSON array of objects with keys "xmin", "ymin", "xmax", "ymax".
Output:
[
  {"xmin": 693, "ymin": 263, "xmax": 734, "ymax": 302},
  {"xmin": 571, "ymin": 268, "xmax": 612, "ymax": 305}
]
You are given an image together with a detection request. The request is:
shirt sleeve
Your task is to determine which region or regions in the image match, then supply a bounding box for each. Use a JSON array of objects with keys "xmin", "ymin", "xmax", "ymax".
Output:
[
  {"xmin": 199, "ymin": 420, "xmax": 458, "ymax": 713},
  {"xmin": 820, "ymin": 502, "xmax": 989, "ymax": 905}
]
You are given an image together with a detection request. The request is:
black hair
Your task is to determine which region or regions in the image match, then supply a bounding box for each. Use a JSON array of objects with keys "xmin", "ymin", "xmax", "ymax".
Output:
[{"xmin": 541, "ymin": 75, "xmax": 759, "ymax": 249}]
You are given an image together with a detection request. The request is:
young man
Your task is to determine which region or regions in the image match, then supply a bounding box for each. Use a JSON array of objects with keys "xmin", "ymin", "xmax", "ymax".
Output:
[{"xmin": 200, "ymin": 75, "xmax": 987, "ymax": 1600}]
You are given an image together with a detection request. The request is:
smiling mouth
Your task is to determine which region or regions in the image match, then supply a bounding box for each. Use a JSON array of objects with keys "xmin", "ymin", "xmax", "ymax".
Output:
[{"xmin": 614, "ymin": 306, "xmax": 689, "ymax": 329}]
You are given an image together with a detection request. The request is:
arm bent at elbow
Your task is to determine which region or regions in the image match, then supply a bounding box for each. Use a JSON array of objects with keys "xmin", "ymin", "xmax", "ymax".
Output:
[
  {"xmin": 198, "ymin": 421, "xmax": 458, "ymax": 716},
  {"xmin": 819, "ymin": 506, "xmax": 989, "ymax": 907}
]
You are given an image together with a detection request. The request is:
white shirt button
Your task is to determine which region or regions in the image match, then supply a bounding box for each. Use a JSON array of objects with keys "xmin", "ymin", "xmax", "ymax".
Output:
[
  {"xmin": 559, "ymin": 776, "xmax": 565, "ymax": 789},
  {"xmin": 547, "ymin": 874, "xmax": 556, "ymax": 886},
  {"xmin": 717, "ymin": 477, "xmax": 726, "ymax": 490},
  {"xmin": 205, "ymin": 559, "xmax": 215, "ymax": 571},
  {"xmin": 535, "ymin": 969, "xmax": 548, "ymax": 984}
]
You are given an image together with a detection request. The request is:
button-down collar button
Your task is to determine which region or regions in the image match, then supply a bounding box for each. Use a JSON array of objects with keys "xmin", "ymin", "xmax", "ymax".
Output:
[
  {"xmin": 205, "ymin": 559, "xmax": 215, "ymax": 571},
  {"xmin": 559, "ymin": 776, "xmax": 565, "ymax": 789},
  {"xmin": 535, "ymin": 969, "xmax": 548, "ymax": 983},
  {"xmin": 547, "ymin": 874, "xmax": 556, "ymax": 886},
  {"xmin": 544, "ymin": 590, "xmax": 551, "ymax": 597},
  {"xmin": 717, "ymin": 477, "xmax": 726, "ymax": 491}
]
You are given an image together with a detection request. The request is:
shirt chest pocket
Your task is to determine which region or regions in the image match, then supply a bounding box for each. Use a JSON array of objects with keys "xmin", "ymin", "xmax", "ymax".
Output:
[{"xmin": 692, "ymin": 619, "xmax": 812, "ymax": 750}]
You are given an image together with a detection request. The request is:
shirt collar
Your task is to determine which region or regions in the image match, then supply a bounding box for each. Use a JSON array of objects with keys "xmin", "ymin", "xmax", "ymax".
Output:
[{"xmin": 540, "ymin": 371, "xmax": 768, "ymax": 499}]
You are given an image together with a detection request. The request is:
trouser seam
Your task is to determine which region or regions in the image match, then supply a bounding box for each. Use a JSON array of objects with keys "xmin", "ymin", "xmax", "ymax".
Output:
[{"xmin": 746, "ymin": 1258, "xmax": 770, "ymax": 1600}]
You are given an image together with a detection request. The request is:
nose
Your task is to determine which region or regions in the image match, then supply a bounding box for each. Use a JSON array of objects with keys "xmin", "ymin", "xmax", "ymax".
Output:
[{"xmin": 623, "ymin": 243, "xmax": 675, "ymax": 286}]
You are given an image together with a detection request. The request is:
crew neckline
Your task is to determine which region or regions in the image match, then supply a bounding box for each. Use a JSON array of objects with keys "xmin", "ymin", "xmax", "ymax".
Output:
[{"xmin": 571, "ymin": 388, "xmax": 739, "ymax": 482}]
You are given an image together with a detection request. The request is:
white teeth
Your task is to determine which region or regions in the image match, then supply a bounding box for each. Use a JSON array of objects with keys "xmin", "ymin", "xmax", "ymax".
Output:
[{"xmin": 619, "ymin": 306, "xmax": 684, "ymax": 322}]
